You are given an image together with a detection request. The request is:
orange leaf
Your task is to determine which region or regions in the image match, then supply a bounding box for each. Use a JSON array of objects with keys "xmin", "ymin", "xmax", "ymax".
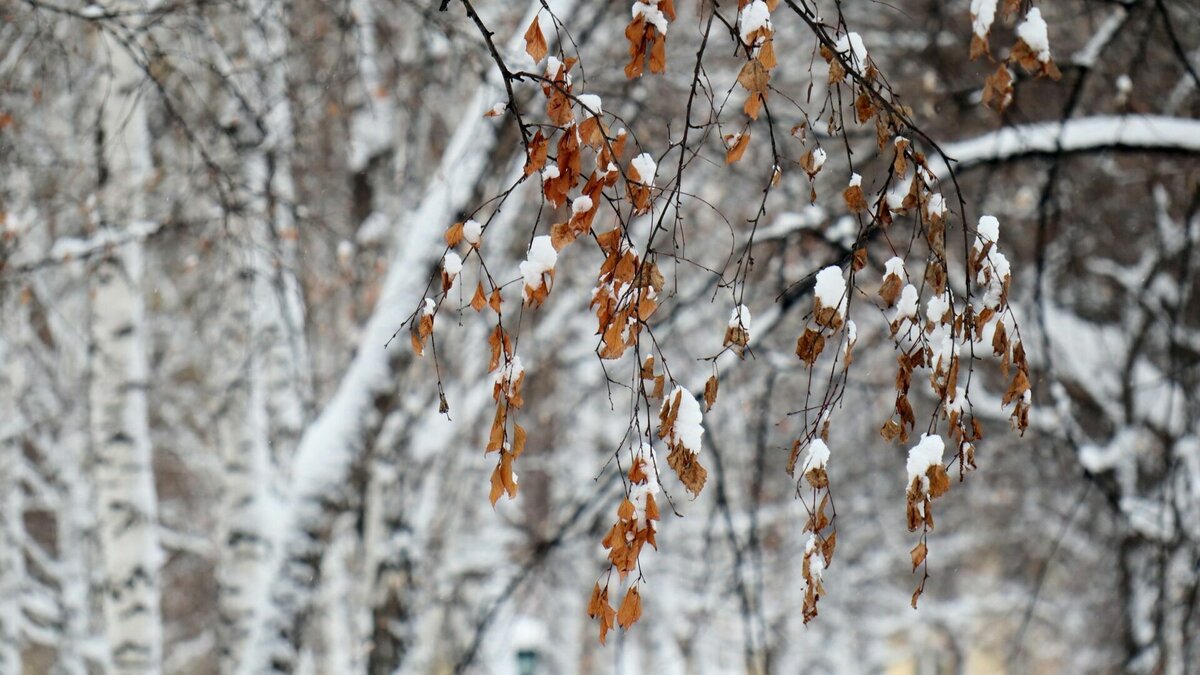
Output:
[
  {"xmin": 737, "ymin": 59, "xmax": 770, "ymax": 94},
  {"xmin": 524, "ymin": 16, "xmax": 548, "ymax": 63},
  {"xmin": 489, "ymin": 466, "xmax": 504, "ymax": 506},
  {"xmin": 616, "ymin": 586, "xmax": 642, "ymax": 629},
  {"xmin": 470, "ymin": 282, "xmax": 487, "ymax": 311},
  {"xmin": 725, "ymin": 131, "xmax": 750, "ymax": 164},
  {"xmin": 910, "ymin": 541, "xmax": 927, "ymax": 570},
  {"xmin": 703, "ymin": 375, "xmax": 718, "ymax": 411},
  {"xmin": 524, "ymin": 130, "xmax": 549, "ymax": 177},
  {"xmin": 649, "ymin": 33, "xmax": 667, "ymax": 74},
  {"xmin": 513, "ymin": 424, "xmax": 527, "ymax": 457},
  {"xmin": 445, "ymin": 222, "xmax": 464, "ymax": 247}
]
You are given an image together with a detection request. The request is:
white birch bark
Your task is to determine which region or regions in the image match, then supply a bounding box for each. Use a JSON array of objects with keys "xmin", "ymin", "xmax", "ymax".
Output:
[
  {"xmin": 217, "ymin": 0, "xmax": 312, "ymax": 668},
  {"xmin": 91, "ymin": 12, "xmax": 164, "ymax": 673},
  {"xmin": 0, "ymin": 336, "xmax": 23, "ymax": 675},
  {"xmin": 238, "ymin": 3, "xmax": 575, "ymax": 670}
]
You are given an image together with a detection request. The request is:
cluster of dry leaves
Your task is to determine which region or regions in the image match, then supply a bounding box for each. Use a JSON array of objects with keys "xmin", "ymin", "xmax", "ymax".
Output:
[
  {"xmin": 972, "ymin": 1, "xmax": 1062, "ymax": 112},
  {"xmin": 411, "ymin": 0, "xmax": 1045, "ymax": 642}
]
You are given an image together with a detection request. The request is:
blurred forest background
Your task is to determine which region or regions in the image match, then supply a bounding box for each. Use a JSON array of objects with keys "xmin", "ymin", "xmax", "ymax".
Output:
[{"xmin": 1, "ymin": 0, "xmax": 1199, "ymax": 673}]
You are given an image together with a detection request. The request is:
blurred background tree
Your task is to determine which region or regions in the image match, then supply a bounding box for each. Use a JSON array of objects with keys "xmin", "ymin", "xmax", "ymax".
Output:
[{"xmin": 0, "ymin": 0, "xmax": 1197, "ymax": 673}]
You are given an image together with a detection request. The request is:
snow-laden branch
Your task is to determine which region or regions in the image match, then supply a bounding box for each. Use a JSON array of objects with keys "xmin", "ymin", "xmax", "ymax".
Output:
[{"xmin": 931, "ymin": 115, "xmax": 1200, "ymax": 176}]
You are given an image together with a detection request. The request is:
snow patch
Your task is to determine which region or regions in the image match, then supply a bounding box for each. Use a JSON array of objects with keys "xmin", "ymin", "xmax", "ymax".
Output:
[
  {"xmin": 906, "ymin": 434, "xmax": 945, "ymax": 488},
  {"xmin": 519, "ymin": 235, "xmax": 558, "ymax": 300},
  {"xmin": 631, "ymin": 153, "xmax": 657, "ymax": 186},
  {"xmin": 577, "ymin": 93, "xmax": 602, "ymax": 116},
  {"xmin": 970, "ymin": 0, "xmax": 997, "ymax": 38},
  {"xmin": 801, "ymin": 439, "xmax": 830, "ymax": 473},
  {"xmin": 729, "ymin": 304, "xmax": 752, "ymax": 331},
  {"xmin": 662, "ymin": 387, "xmax": 703, "ymax": 454},
  {"xmin": 463, "ymin": 219, "xmax": 483, "ymax": 246},
  {"xmin": 738, "ymin": 1, "xmax": 772, "ymax": 45},
  {"xmin": 572, "ymin": 195, "xmax": 594, "ymax": 214},
  {"xmin": 834, "ymin": 32, "xmax": 868, "ymax": 70},
  {"xmin": 1017, "ymin": 8, "xmax": 1052, "ymax": 62},
  {"xmin": 814, "ymin": 266, "xmax": 847, "ymax": 318},
  {"xmin": 442, "ymin": 251, "xmax": 462, "ymax": 277}
]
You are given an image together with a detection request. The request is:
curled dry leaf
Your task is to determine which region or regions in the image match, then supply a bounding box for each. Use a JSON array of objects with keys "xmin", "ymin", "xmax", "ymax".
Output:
[
  {"xmin": 445, "ymin": 221, "xmax": 464, "ymax": 247},
  {"xmin": 616, "ymin": 586, "xmax": 643, "ymax": 630},
  {"xmin": 524, "ymin": 16, "xmax": 548, "ymax": 64},
  {"xmin": 725, "ymin": 131, "xmax": 751, "ymax": 164},
  {"xmin": 470, "ymin": 282, "xmax": 487, "ymax": 312},
  {"xmin": 666, "ymin": 444, "xmax": 707, "ymax": 496},
  {"xmin": 982, "ymin": 64, "xmax": 1013, "ymax": 112},
  {"xmin": 795, "ymin": 327, "xmax": 825, "ymax": 365},
  {"xmin": 703, "ymin": 375, "xmax": 718, "ymax": 411},
  {"xmin": 844, "ymin": 183, "xmax": 868, "ymax": 213}
]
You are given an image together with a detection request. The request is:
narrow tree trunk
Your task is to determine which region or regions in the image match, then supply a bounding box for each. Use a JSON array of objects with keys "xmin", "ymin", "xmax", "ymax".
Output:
[
  {"xmin": 0, "ymin": 336, "xmax": 24, "ymax": 675},
  {"xmin": 91, "ymin": 13, "xmax": 164, "ymax": 674},
  {"xmin": 218, "ymin": 0, "xmax": 312, "ymax": 669},
  {"xmin": 237, "ymin": 4, "xmax": 570, "ymax": 669}
]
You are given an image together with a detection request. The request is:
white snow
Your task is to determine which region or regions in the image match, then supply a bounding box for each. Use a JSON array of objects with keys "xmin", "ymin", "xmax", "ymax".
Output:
[
  {"xmin": 487, "ymin": 102, "xmax": 506, "ymax": 117},
  {"xmin": 814, "ymin": 266, "xmax": 847, "ymax": 318},
  {"xmin": 928, "ymin": 193, "xmax": 947, "ymax": 217},
  {"xmin": 810, "ymin": 147, "xmax": 827, "ymax": 172},
  {"xmin": 738, "ymin": 1, "xmax": 772, "ymax": 45},
  {"xmin": 629, "ymin": 445, "xmax": 660, "ymax": 529},
  {"xmin": 422, "ymin": 297, "xmax": 436, "ymax": 316},
  {"xmin": 1017, "ymin": 7, "xmax": 1051, "ymax": 62},
  {"xmin": 337, "ymin": 240, "xmax": 355, "ymax": 267},
  {"xmin": 729, "ymin": 304, "xmax": 752, "ymax": 331},
  {"xmin": 519, "ymin": 235, "xmax": 558, "ymax": 299},
  {"xmin": 884, "ymin": 256, "xmax": 906, "ymax": 279},
  {"xmin": 541, "ymin": 165, "xmax": 560, "ymax": 182},
  {"xmin": 886, "ymin": 174, "xmax": 912, "ymax": 213},
  {"xmin": 834, "ymin": 32, "xmax": 868, "ymax": 70},
  {"xmin": 906, "ymin": 434, "xmax": 945, "ymax": 488},
  {"xmin": 493, "ymin": 354, "xmax": 525, "ymax": 398},
  {"xmin": 662, "ymin": 387, "xmax": 703, "ymax": 454},
  {"xmin": 577, "ymin": 93, "xmax": 603, "ymax": 116},
  {"xmin": 442, "ymin": 251, "xmax": 462, "ymax": 277},
  {"xmin": 803, "ymin": 534, "xmax": 825, "ymax": 582},
  {"xmin": 571, "ymin": 195, "xmax": 594, "ymax": 214},
  {"xmin": 970, "ymin": 0, "xmax": 997, "ymax": 38},
  {"xmin": 929, "ymin": 117, "xmax": 1200, "ymax": 177},
  {"xmin": 848, "ymin": 172, "xmax": 862, "ymax": 188},
  {"xmin": 632, "ymin": 1, "xmax": 669, "ymax": 35},
  {"xmin": 976, "ymin": 215, "xmax": 1000, "ymax": 245},
  {"xmin": 631, "ymin": 153, "xmax": 657, "ymax": 186},
  {"xmin": 463, "ymin": 219, "xmax": 483, "ymax": 246},
  {"xmin": 926, "ymin": 292, "xmax": 950, "ymax": 323},
  {"xmin": 928, "ymin": 325, "xmax": 959, "ymax": 375},
  {"xmin": 801, "ymin": 439, "xmax": 830, "ymax": 473},
  {"xmin": 896, "ymin": 284, "xmax": 919, "ymax": 320}
]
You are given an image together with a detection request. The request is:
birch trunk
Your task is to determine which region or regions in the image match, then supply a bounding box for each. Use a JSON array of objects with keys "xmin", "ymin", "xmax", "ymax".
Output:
[
  {"xmin": 217, "ymin": 0, "xmax": 311, "ymax": 669},
  {"xmin": 90, "ymin": 10, "xmax": 164, "ymax": 673},
  {"xmin": 237, "ymin": 4, "xmax": 579, "ymax": 670},
  {"xmin": 0, "ymin": 336, "xmax": 23, "ymax": 675}
]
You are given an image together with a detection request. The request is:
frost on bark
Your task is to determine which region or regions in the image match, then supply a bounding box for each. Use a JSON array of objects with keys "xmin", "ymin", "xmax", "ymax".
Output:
[
  {"xmin": 0, "ymin": 336, "xmax": 23, "ymax": 675},
  {"xmin": 90, "ymin": 12, "xmax": 164, "ymax": 673},
  {"xmin": 216, "ymin": 0, "xmax": 312, "ymax": 668},
  {"xmin": 89, "ymin": 250, "xmax": 164, "ymax": 674}
]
